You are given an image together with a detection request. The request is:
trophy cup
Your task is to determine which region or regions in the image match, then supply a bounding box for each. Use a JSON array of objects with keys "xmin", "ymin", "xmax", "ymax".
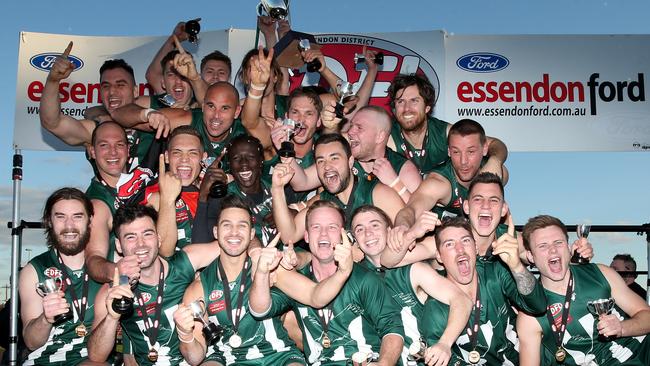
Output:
[
  {"xmin": 571, "ymin": 224, "xmax": 590, "ymax": 264},
  {"xmin": 298, "ymin": 39, "xmax": 322, "ymax": 73},
  {"xmin": 256, "ymin": 0, "xmax": 289, "ymax": 20},
  {"xmin": 278, "ymin": 118, "xmax": 303, "ymax": 158},
  {"xmin": 185, "ymin": 18, "xmax": 201, "ymax": 44},
  {"xmin": 111, "ymin": 275, "xmax": 134, "ymax": 316},
  {"xmin": 350, "ymin": 351, "xmax": 379, "ymax": 366},
  {"xmin": 209, "ymin": 180, "xmax": 228, "ymax": 199},
  {"xmin": 406, "ymin": 338, "xmax": 427, "ymax": 365},
  {"xmin": 587, "ymin": 298, "xmax": 616, "ymax": 341},
  {"xmin": 335, "ymin": 81, "xmax": 355, "ymax": 119},
  {"xmin": 36, "ymin": 277, "xmax": 73, "ymax": 324},
  {"xmin": 354, "ymin": 52, "xmax": 385, "ymax": 66},
  {"xmin": 158, "ymin": 94, "xmax": 177, "ymax": 107},
  {"xmin": 189, "ymin": 299, "xmax": 224, "ymax": 346}
]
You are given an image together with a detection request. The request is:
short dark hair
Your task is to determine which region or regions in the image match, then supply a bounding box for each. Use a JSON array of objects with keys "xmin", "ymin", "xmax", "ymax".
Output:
[
  {"xmin": 217, "ymin": 195, "xmax": 252, "ymax": 225},
  {"xmin": 448, "ymin": 119, "xmax": 487, "ymax": 145},
  {"xmin": 287, "ymin": 88, "xmax": 323, "ymax": 114},
  {"xmin": 226, "ymin": 135, "xmax": 264, "ymax": 162},
  {"xmin": 91, "ymin": 121, "xmax": 128, "ymax": 146},
  {"xmin": 613, "ymin": 253, "xmax": 637, "ymax": 271},
  {"xmin": 468, "ymin": 172, "xmax": 504, "ymax": 198},
  {"xmin": 43, "ymin": 187, "xmax": 94, "ymax": 246},
  {"xmin": 113, "ymin": 204, "xmax": 158, "ymax": 238},
  {"xmin": 522, "ymin": 215, "xmax": 568, "ymax": 251},
  {"xmin": 351, "ymin": 205, "xmax": 393, "ymax": 229},
  {"xmin": 305, "ymin": 200, "xmax": 345, "ymax": 229},
  {"xmin": 167, "ymin": 125, "xmax": 204, "ymax": 152},
  {"xmin": 314, "ymin": 133, "xmax": 352, "ymax": 159},
  {"xmin": 200, "ymin": 50, "xmax": 232, "ymax": 75},
  {"xmin": 387, "ymin": 73, "xmax": 436, "ymax": 116},
  {"xmin": 99, "ymin": 59, "xmax": 135, "ymax": 85},
  {"xmin": 434, "ymin": 216, "xmax": 473, "ymax": 250}
]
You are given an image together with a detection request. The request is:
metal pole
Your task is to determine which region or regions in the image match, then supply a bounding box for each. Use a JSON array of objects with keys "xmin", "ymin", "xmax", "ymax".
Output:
[
  {"xmin": 646, "ymin": 227, "xmax": 650, "ymax": 305},
  {"xmin": 9, "ymin": 150, "xmax": 23, "ymax": 365}
]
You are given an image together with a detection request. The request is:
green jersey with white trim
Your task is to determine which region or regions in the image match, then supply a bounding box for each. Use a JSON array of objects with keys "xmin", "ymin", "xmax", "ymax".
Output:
[
  {"xmin": 319, "ymin": 177, "xmax": 378, "ymax": 228},
  {"xmin": 267, "ymin": 263, "xmax": 405, "ymax": 366},
  {"xmin": 390, "ymin": 116, "xmax": 449, "ymax": 175},
  {"xmin": 200, "ymin": 257, "xmax": 305, "ymax": 365},
  {"xmin": 421, "ymin": 260, "xmax": 547, "ymax": 365},
  {"xmin": 24, "ymin": 249, "xmax": 103, "ymax": 366},
  {"xmin": 85, "ymin": 178, "xmax": 119, "ymax": 262},
  {"xmin": 190, "ymin": 109, "xmax": 247, "ymax": 172},
  {"xmin": 120, "ymin": 251, "xmax": 195, "ymax": 366},
  {"xmin": 535, "ymin": 264, "xmax": 650, "ymax": 366}
]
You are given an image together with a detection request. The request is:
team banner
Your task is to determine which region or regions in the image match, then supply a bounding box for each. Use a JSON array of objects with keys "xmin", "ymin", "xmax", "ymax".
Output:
[{"xmin": 444, "ymin": 35, "xmax": 650, "ymax": 151}]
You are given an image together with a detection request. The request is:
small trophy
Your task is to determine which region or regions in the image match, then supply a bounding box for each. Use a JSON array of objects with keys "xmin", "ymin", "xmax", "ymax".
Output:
[
  {"xmin": 406, "ymin": 338, "xmax": 427, "ymax": 365},
  {"xmin": 185, "ymin": 18, "xmax": 201, "ymax": 44},
  {"xmin": 188, "ymin": 299, "xmax": 224, "ymax": 346},
  {"xmin": 111, "ymin": 275, "xmax": 134, "ymax": 316},
  {"xmin": 278, "ymin": 118, "xmax": 303, "ymax": 158},
  {"xmin": 587, "ymin": 298, "xmax": 616, "ymax": 341},
  {"xmin": 36, "ymin": 277, "xmax": 73, "ymax": 324},
  {"xmin": 350, "ymin": 351, "xmax": 379, "ymax": 365},
  {"xmin": 256, "ymin": 0, "xmax": 288, "ymax": 20},
  {"xmin": 354, "ymin": 52, "xmax": 385, "ymax": 66},
  {"xmin": 159, "ymin": 94, "xmax": 177, "ymax": 107},
  {"xmin": 335, "ymin": 81, "xmax": 355, "ymax": 119},
  {"xmin": 571, "ymin": 224, "xmax": 590, "ymax": 264},
  {"xmin": 209, "ymin": 180, "xmax": 228, "ymax": 199},
  {"xmin": 298, "ymin": 39, "xmax": 322, "ymax": 73}
]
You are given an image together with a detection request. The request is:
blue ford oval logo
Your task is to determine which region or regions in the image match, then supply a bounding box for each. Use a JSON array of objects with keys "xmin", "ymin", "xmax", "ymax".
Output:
[
  {"xmin": 457, "ymin": 53, "xmax": 509, "ymax": 73},
  {"xmin": 30, "ymin": 53, "xmax": 84, "ymax": 72}
]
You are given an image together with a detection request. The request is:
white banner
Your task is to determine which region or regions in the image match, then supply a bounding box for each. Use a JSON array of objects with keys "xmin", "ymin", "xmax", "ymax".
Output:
[{"xmin": 444, "ymin": 34, "xmax": 650, "ymax": 151}]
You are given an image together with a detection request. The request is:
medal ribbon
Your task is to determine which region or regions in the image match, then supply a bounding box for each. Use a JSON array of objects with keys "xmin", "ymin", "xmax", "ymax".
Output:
[
  {"xmin": 465, "ymin": 277, "xmax": 482, "ymax": 354},
  {"xmin": 55, "ymin": 250, "xmax": 89, "ymax": 324},
  {"xmin": 545, "ymin": 271, "xmax": 574, "ymax": 351},
  {"xmin": 133, "ymin": 259, "xmax": 165, "ymax": 350},
  {"xmin": 217, "ymin": 258, "xmax": 250, "ymax": 336},
  {"xmin": 399, "ymin": 124, "xmax": 429, "ymax": 162},
  {"xmin": 310, "ymin": 266, "xmax": 334, "ymax": 337}
]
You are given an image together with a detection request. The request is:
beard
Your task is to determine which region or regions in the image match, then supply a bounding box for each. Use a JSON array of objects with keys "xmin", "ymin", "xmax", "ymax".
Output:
[
  {"xmin": 329, "ymin": 171, "xmax": 351, "ymax": 195},
  {"xmin": 47, "ymin": 228, "xmax": 91, "ymax": 256}
]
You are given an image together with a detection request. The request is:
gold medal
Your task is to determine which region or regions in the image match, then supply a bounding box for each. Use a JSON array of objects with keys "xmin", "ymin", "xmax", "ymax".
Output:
[
  {"xmin": 147, "ymin": 348, "xmax": 158, "ymax": 362},
  {"xmin": 468, "ymin": 350, "xmax": 480, "ymax": 364},
  {"xmin": 321, "ymin": 334, "xmax": 331, "ymax": 348},
  {"xmin": 555, "ymin": 347, "xmax": 566, "ymax": 363},
  {"xmin": 229, "ymin": 333, "xmax": 242, "ymax": 348},
  {"xmin": 366, "ymin": 173, "xmax": 374, "ymax": 181},
  {"xmin": 75, "ymin": 324, "xmax": 87, "ymax": 337}
]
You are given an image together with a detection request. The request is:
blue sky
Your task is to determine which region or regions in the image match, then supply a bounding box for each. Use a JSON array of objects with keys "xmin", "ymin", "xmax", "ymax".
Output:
[{"xmin": 1, "ymin": 1, "xmax": 650, "ymax": 299}]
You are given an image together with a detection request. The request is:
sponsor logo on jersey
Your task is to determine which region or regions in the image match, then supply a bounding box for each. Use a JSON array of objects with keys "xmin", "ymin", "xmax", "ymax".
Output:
[
  {"xmin": 30, "ymin": 53, "xmax": 84, "ymax": 72},
  {"xmin": 140, "ymin": 292, "xmax": 152, "ymax": 304},
  {"xmin": 209, "ymin": 290, "xmax": 223, "ymax": 301},
  {"xmin": 457, "ymin": 53, "xmax": 509, "ymax": 73},
  {"xmin": 208, "ymin": 300, "xmax": 226, "ymax": 314}
]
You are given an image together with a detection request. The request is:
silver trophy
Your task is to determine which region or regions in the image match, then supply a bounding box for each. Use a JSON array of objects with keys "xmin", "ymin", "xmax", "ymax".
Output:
[
  {"xmin": 36, "ymin": 277, "xmax": 73, "ymax": 324},
  {"xmin": 407, "ymin": 338, "xmax": 427, "ymax": 365},
  {"xmin": 587, "ymin": 298, "xmax": 616, "ymax": 341},
  {"xmin": 349, "ymin": 351, "xmax": 379, "ymax": 365},
  {"xmin": 354, "ymin": 52, "xmax": 384, "ymax": 66},
  {"xmin": 111, "ymin": 275, "xmax": 134, "ymax": 316},
  {"xmin": 335, "ymin": 81, "xmax": 355, "ymax": 118},
  {"xmin": 571, "ymin": 224, "xmax": 590, "ymax": 264},
  {"xmin": 256, "ymin": 0, "xmax": 288, "ymax": 20},
  {"xmin": 298, "ymin": 39, "xmax": 322, "ymax": 73},
  {"xmin": 189, "ymin": 299, "xmax": 223, "ymax": 346},
  {"xmin": 278, "ymin": 118, "xmax": 303, "ymax": 158}
]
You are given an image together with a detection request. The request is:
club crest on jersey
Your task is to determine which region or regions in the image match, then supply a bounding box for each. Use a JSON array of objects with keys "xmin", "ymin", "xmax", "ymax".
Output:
[
  {"xmin": 209, "ymin": 290, "xmax": 223, "ymax": 301},
  {"xmin": 44, "ymin": 267, "xmax": 62, "ymax": 279},
  {"xmin": 141, "ymin": 292, "xmax": 152, "ymax": 304}
]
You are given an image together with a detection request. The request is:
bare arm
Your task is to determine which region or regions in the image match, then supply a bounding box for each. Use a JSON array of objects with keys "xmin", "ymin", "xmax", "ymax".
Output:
[
  {"xmin": 394, "ymin": 174, "xmax": 450, "ymax": 229},
  {"xmin": 516, "ymin": 311, "xmax": 543, "ymax": 366},
  {"xmin": 271, "ymin": 163, "xmax": 307, "ymax": 244},
  {"xmin": 372, "ymin": 183, "xmax": 405, "ymax": 223},
  {"xmin": 146, "ymin": 22, "xmax": 188, "ymax": 95},
  {"xmin": 19, "ymin": 264, "xmax": 63, "ymax": 350},
  {"xmin": 182, "ymin": 241, "xmax": 222, "ymax": 272},
  {"xmin": 176, "ymin": 279, "xmax": 208, "ymax": 366},
  {"xmin": 155, "ymin": 155, "xmax": 182, "ymax": 257},
  {"xmin": 599, "ymin": 264, "xmax": 650, "ymax": 337},
  {"xmin": 354, "ymin": 48, "xmax": 379, "ymax": 108},
  {"xmin": 377, "ymin": 334, "xmax": 404, "ymax": 366},
  {"xmin": 288, "ymin": 161, "xmax": 320, "ymax": 192},
  {"xmin": 240, "ymin": 46, "xmax": 274, "ymax": 153},
  {"xmin": 86, "ymin": 200, "xmax": 116, "ymax": 283}
]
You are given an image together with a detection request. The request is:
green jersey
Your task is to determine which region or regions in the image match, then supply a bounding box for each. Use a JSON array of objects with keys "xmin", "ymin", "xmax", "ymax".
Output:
[
  {"xmin": 200, "ymin": 257, "xmax": 305, "ymax": 365},
  {"xmin": 535, "ymin": 264, "xmax": 650, "ymax": 365},
  {"xmin": 429, "ymin": 160, "xmax": 467, "ymax": 219},
  {"xmin": 120, "ymin": 251, "xmax": 195, "ymax": 366},
  {"xmin": 421, "ymin": 260, "xmax": 547, "ymax": 365},
  {"xmin": 190, "ymin": 109, "xmax": 247, "ymax": 170},
  {"xmin": 360, "ymin": 259, "xmax": 423, "ymax": 365},
  {"xmin": 390, "ymin": 116, "xmax": 449, "ymax": 175},
  {"xmin": 352, "ymin": 148, "xmax": 409, "ymax": 183},
  {"xmin": 24, "ymin": 249, "xmax": 102, "ymax": 366},
  {"xmin": 319, "ymin": 177, "xmax": 378, "ymax": 227},
  {"xmin": 266, "ymin": 263, "xmax": 405, "ymax": 366},
  {"xmin": 85, "ymin": 178, "xmax": 118, "ymax": 262}
]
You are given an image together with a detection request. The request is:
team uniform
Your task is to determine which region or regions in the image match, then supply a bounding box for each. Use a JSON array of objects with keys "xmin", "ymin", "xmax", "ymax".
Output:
[
  {"xmin": 352, "ymin": 148, "xmax": 408, "ymax": 184},
  {"xmin": 86, "ymin": 178, "xmax": 120, "ymax": 262},
  {"xmin": 200, "ymin": 257, "xmax": 306, "ymax": 365},
  {"xmin": 120, "ymin": 251, "xmax": 195, "ymax": 366},
  {"xmin": 390, "ymin": 116, "xmax": 449, "ymax": 175},
  {"xmin": 535, "ymin": 264, "xmax": 650, "ymax": 365},
  {"xmin": 190, "ymin": 109, "xmax": 247, "ymax": 165},
  {"xmin": 319, "ymin": 177, "xmax": 378, "ymax": 227},
  {"xmin": 262, "ymin": 263, "xmax": 405, "ymax": 366},
  {"xmin": 420, "ymin": 260, "xmax": 547, "ymax": 366},
  {"xmin": 264, "ymin": 150, "xmax": 316, "ymax": 202},
  {"xmin": 143, "ymin": 184, "xmax": 199, "ymax": 250},
  {"xmin": 429, "ymin": 160, "xmax": 468, "ymax": 219},
  {"xmin": 24, "ymin": 249, "xmax": 102, "ymax": 366},
  {"xmin": 359, "ymin": 259, "xmax": 422, "ymax": 365}
]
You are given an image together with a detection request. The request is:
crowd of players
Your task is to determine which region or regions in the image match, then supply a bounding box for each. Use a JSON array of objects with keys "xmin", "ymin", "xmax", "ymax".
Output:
[{"xmin": 17, "ymin": 16, "xmax": 650, "ymax": 366}]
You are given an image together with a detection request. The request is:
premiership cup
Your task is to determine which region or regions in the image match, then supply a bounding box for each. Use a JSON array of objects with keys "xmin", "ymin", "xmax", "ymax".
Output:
[
  {"xmin": 256, "ymin": 0, "xmax": 288, "ymax": 20},
  {"xmin": 406, "ymin": 338, "xmax": 427, "ymax": 365},
  {"xmin": 36, "ymin": 277, "xmax": 73, "ymax": 324},
  {"xmin": 185, "ymin": 18, "xmax": 201, "ymax": 44},
  {"xmin": 348, "ymin": 351, "xmax": 379, "ymax": 366},
  {"xmin": 278, "ymin": 118, "xmax": 303, "ymax": 158},
  {"xmin": 189, "ymin": 299, "xmax": 223, "ymax": 346},
  {"xmin": 571, "ymin": 224, "xmax": 590, "ymax": 264},
  {"xmin": 335, "ymin": 81, "xmax": 355, "ymax": 119},
  {"xmin": 111, "ymin": 275, "xmax": 134, "ymax": 316}
]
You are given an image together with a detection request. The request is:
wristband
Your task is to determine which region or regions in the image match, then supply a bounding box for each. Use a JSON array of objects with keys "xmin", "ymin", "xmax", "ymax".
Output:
[
  {"xmin": 398, "ymin": 186, "xmax": 408, "ymax": 196},
  {"xmin": 176, "ymin": 327, "xmax": 193, "ymax": 336},
  {"xmin": 250, "ymin": 83, "xmax": 267, "ymax": 91},
  {"xmin": 178, "ymin": 333, "xmax": 195, "ymax": 343},
  {"xmin": 143, "ymin": 108, "xmax": 155, "ymax": 121},
  {"xmin": 247, "ymin": 92, "xmax": 263, "ymax": 100},
  {"xmin": 388, "ymin": 177, "xmax": 401, "ymax": 188}
]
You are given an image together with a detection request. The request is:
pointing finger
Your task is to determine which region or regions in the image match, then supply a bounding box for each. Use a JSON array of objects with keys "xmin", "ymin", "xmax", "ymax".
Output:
[
  {"xmin": 159, "ymin": 154, "xmax": 166, "ymax": 174},
  {"xmin": 112, "ymin": 267, "xmax": 120, "ymax": 287},
  {"xmin": 340, "ymin": 228, "xmax": 351, "ymax": 247},
  {"xmin": 268, "ymin": 233, "xmax": 281, "ymax": 248},
  {"xmin": 62, "ymin": 41, "xmax": 73, "ymax": 58},
  {"xmin": 173, "ymin": 35, "xmax": 186, "ymax": 54},
  {"xmin": 506, "ymin": 209, "xmax": 515, "ymax": 236}
]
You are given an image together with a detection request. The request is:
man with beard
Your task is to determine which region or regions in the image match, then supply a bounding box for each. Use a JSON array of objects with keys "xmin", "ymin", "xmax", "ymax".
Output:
[
  {"xmin": 173, "ymin": 195, "xmax": 352, "ymax": 366},
  {"xmin": 87, "ymin": 204, "xmax": 221, "ymax": 365},
  {"xmin": 392, "ymin": 119, "xmax": 507, "ymax": 248},
  {"xmin": 19, "ymin": 188, "xmax": 103, "ymax": 365},
  {"xmin": 272, "ymin": 133, "xmax": 405, "ymax": 245},
  {"xmin": 250, "ymin": 200, "xmax": 405, "ymax": 366},
  {"xmin": 386, "ymin": 74, "xmax": 508, "ymax": 176},
  {"xmin": 517, "ymin": 215, "xmax": 650, "ymax": 366},
  {"xmin": 419, "ymin": 217, "xmax": 546, "ymax": 365},
  {"xmin": 351, "ymin": 205, "xmax": 471, "ymax": 366}
]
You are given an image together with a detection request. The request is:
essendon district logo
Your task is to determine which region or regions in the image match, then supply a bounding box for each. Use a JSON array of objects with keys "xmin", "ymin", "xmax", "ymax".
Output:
[{"xmin": 30, "ymin": 53, "xmax": 84, "ymax": 72}]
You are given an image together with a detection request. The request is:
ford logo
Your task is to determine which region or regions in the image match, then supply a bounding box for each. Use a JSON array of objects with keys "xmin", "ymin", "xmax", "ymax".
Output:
[
  {"xmin": 457, "ymin": 53, "xmax": 509, "ymax": 73},
  {"xmin": 30, "ymin": 53, "xmax": 84, "ymax": 72}
]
